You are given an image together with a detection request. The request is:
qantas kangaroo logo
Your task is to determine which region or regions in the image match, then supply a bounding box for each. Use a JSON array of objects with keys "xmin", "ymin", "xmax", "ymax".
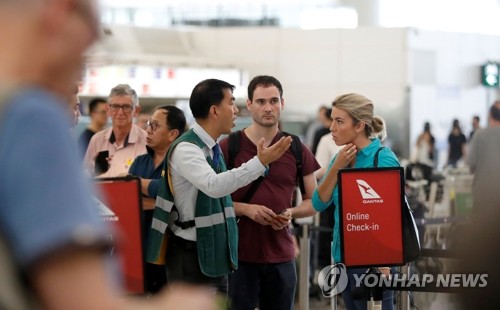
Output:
[{"xmin": 356, "ymin": 180, "xmax": 381, "ymax": 200}]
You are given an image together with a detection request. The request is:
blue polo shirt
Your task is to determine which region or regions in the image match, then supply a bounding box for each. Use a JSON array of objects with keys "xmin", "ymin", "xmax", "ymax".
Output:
[
  {"xmin": 312, "ymin": 138, "xmax": 400, "ymax": 263},
  {"xmin": 0, "ymin": 87, "xmax": 109, "ymax": 268},
  {"xmin": 129, "ymin": 147, "xmax": 163, "ymax": 198},
  {"xmin": 128, "ymin": 147, "xmax": 165, "ymax": 244}
]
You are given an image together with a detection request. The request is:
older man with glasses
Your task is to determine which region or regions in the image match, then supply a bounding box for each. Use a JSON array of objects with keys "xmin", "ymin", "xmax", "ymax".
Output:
[{"xmin": 84, "ymin": 84, "xmax": 148, "ymax": 177}]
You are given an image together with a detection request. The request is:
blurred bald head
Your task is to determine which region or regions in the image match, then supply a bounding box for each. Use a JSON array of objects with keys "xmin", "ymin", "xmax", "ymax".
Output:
[
  {"xmin": 490, "ymin": 100, "xmax": 500, "ymax": 124},
  {"xmin": 0, "ymin": 0, "xmax": 99, "ymax": 98}
]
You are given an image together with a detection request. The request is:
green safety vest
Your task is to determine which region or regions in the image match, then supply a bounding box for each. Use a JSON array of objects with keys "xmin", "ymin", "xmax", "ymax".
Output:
[{"xmin": 147, "ymin": 129, "xmax": 238, "ymax": 277}]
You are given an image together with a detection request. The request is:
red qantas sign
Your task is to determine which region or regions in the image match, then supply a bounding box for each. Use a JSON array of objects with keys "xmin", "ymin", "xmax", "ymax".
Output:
[
  {"xmin": 338, "ymin": 168, "xmax": 404, "ymax": 267},
  {"xmin": 95, "ymin": 177, "xmax": 146, "ymax": 294}
]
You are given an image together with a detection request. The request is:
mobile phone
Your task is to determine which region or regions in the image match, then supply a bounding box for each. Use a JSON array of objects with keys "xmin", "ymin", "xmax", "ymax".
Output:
[{"xmin": 95, "ymin": 150, "xmax": 110, "ymax": 175}]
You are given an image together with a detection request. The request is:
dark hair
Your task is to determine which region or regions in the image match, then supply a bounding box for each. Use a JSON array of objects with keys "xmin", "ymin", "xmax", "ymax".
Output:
[
  {"xmin": 189, "ymin": 79, "xmax": 235, "ymax": 119},
  {"xmin": 452, "ymin": 118, "xmax": 462, "ymax": 131},
  {"xmin": 88, "ymin": 98, "xmax": 106, "ymax": 114},
  {"xmin": 325, "ymin": 108, "xmax": 333, "ymax": 121},
  {"xmin": 424, "ymin": 121, "xmax": 431, "ymax": 132},
  {"xmin": 473, "ymin": 115, "xmax": 480, "ymax": 123},
  {"xmin": 490, "ymin": 101, "xmax": 500, "ymax": 121},
  {"xmin": 247, "ymin": 75, "xmax": 283, "ymax": 101},
  {"xmin": 156, "ymin": 105, "xmax": 187, "ymax": 135}
]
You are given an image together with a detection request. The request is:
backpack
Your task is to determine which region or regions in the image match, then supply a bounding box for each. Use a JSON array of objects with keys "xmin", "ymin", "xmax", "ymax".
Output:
[{"xmin": 227, "ymin": 130, "xmax": 306, "ymax": 195}]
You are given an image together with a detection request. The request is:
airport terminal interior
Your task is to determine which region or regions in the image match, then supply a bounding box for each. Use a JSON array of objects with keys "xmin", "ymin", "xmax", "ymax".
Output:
[{"xmin": 73, "ymin": 0, "xmax": 499, "ymax": 309}]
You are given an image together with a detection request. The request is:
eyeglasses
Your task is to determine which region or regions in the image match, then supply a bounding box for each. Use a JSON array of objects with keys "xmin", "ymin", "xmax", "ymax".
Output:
[
  {"xmin": 109, "ymin": 104, "xmax": 133, "ymax": 113},
  {"xmin": 146, "ymin": 120, "xmax": 167, "ymax": 132}
]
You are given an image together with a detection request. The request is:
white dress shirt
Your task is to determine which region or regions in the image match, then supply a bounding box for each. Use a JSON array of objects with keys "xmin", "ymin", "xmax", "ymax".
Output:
[{"xmin": 170, "ymin": 123, "xmax": 266, "ymax": 241}]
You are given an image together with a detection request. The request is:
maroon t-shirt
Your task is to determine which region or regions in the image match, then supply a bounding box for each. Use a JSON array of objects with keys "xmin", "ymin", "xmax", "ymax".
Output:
[{"xmin": 220, "ymin": 130, "xmax": 320, "ymax": 263}]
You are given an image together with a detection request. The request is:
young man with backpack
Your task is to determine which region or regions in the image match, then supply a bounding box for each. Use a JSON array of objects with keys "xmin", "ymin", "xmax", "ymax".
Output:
[{"xmin": 219, "ymin": 75, "xmax": 320, "ymax": 310}]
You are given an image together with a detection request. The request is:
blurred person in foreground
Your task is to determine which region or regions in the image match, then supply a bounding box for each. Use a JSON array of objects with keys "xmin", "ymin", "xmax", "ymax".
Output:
[
  {"xmin": 455, "ymin": 201, "xmax": 500, "ymax": 310},
  {"xmin": 455, "ymin": 105, "xmax": 500, "ymax": 310},
  {"xmin": 456, "ymin": 105, "xmax": 500, "ymax": 310},
  {"xmin": 467, "ymin": 101, "xmax": 500, "ymax": 215},
  {"xmin": 0, "ymin": 0, "xmax": 215, "ymax": 309}
]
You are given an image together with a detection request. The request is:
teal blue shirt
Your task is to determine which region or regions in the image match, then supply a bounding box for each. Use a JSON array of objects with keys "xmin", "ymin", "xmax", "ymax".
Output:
[{"xmin": 312, "ymin": 138, "xmax": 400, "ymax": 263}]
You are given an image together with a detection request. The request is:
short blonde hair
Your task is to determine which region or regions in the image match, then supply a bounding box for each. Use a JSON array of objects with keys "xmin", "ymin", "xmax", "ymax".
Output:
[{"xmin": 332, "ymin": 93, "xmax": 387, "ymax": 141}]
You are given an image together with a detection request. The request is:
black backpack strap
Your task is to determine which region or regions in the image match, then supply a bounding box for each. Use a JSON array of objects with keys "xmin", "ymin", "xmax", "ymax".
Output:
[
  {"xmin": 283, "ymin": 132, "xmax": 305, "ymax": 195},
  {"xmin": 242, "ymin": 176, "xmax": 265, "ymax": 203},
  {"xmin": 227, "ymin": 130, "xmax": 263, "ymax": 203},
  {"xmin": 373, "ymin": 147, "xmax": 386, "ymax": 168},
  {"xmin": 229, "ymin": 130, "xmax": 305, "ymax": 201},
  {"xmin": 227, "ymin": 131, "xmax": 241, "ymax": 170}
]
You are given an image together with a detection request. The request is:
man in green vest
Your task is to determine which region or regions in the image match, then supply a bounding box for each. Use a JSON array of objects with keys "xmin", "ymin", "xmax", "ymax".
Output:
[{"xmin": 148, "ymin": 79, "xmax": 292, "ymax": 294}]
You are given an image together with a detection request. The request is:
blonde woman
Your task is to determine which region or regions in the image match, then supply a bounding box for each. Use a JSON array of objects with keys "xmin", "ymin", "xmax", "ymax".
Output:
[{"xmin": 312, "ymin": 93, "xmax": 400, "ymax": 310}]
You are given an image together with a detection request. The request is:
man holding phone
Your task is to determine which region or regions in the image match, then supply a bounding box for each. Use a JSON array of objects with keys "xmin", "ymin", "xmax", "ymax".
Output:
[
  {"xmin": 84, "ymin": 84, "xmax": 147, "ymax": 177},
  {"xmin": 219, "ymin": 75, "xmax": 320, "ymax": 310}
]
